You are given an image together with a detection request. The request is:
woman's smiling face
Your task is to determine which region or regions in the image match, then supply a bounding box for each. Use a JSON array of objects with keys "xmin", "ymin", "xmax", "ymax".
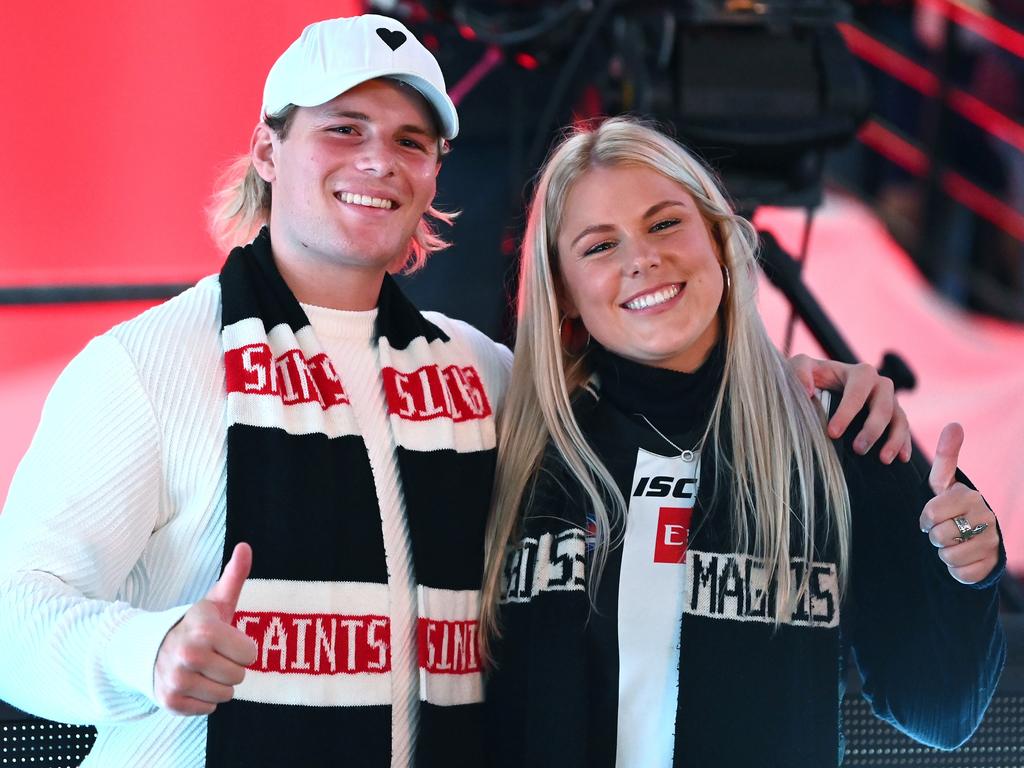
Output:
[{"xmin": 555, "ymin": 164, "xmax": 725, "ymax": 373}]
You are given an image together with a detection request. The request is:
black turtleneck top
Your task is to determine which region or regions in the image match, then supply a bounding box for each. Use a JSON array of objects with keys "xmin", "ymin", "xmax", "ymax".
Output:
[{"xmin": 588, "ymin": 341, "xmax": 724, "ymax": 441}]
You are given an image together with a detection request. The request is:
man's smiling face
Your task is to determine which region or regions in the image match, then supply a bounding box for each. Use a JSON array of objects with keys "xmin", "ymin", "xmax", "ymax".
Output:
[{"xmin": 258, "ymin": 78, "xmax": 441, "ymax": 280}]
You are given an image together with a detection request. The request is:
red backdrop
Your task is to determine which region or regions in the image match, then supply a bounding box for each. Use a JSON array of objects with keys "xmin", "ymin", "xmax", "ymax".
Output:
[{"xmin": 0, "ymin": 0, "xmax": 360, "ymax": 287}]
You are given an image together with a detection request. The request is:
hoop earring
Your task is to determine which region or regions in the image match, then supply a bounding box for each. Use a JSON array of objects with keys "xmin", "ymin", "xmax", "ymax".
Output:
[
  {"xmin": 559, "ymin": 315, "xmax": 591, "ymax": 356},
  {"xmin": 721, "ymin": 262, "xmax": 732, "ymax": 295}
]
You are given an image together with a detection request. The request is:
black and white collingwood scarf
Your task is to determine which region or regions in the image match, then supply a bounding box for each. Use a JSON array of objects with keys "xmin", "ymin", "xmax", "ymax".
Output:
[{"xmin": 208, "ymin": 229, "xmax": 495, "ymax": 767}]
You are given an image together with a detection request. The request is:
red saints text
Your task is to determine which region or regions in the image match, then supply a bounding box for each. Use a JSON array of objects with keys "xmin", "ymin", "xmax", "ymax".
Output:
[
  {"xmin": 234, "ymin": 612, "xmax": 390, "ymax": 675},
  {"xmin": 225, "ymin": 344, "xmax": 349, "ymax": 408},
  {"xmin": 383, "ymin": 365, "xmax": 491, "ymax": 422},
  {"xmin": 417, "ymin": 619, "xmax": 480, "ymax": 674}
]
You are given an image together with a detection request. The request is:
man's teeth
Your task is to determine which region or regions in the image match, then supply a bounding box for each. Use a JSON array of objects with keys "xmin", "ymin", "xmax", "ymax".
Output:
[
  {"xmin": 624, "ymin": 284, "xmax": 682, "ymax": 310},
  {"xmin": 337, "ymin": 192, "xmax": 393, "ymax": 209}
]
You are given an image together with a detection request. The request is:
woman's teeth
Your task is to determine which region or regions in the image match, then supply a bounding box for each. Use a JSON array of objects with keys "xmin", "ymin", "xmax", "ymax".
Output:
[
  {"xmin": 337, "ymin": 192, "xmax": 393, "ymax": 209},
  {"xmin": 623, "ymin": 284, "xmax": 682, "ymax": 310}
]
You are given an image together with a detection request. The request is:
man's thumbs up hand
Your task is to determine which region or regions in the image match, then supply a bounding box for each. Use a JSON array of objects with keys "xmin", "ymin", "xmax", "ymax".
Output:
[
  {"xmin": 206, "ymin": 542, "xmax": 252, "ymax": 623},
  {"xmin": 154, "ymin": 544, "xmax": 259, "ymax": 715}
]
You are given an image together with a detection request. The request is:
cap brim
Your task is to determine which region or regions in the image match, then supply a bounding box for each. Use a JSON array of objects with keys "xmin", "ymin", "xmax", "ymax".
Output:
[{"xmin": 264, "ymin": 68, "xmax": 458, "ymax": 140}]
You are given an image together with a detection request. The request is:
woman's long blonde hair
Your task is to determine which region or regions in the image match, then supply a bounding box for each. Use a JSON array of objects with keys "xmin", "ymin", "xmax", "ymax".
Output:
[
  {"xmin": 480, "ymin": 116, "xmax": 851, "ymax": 661},
  {"xmin": 207, "ymin": 96, "xmax": 456, "ymax": 273}
]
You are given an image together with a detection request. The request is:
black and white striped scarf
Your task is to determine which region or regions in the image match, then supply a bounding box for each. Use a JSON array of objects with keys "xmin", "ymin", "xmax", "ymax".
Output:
[{"xmin": 209, "ymin": 229, "xmax": 494, "ymax": 767}]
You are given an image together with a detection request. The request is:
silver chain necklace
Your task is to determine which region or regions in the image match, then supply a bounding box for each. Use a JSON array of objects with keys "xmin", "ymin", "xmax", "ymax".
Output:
[{"xmin": 636, "ymin": 413, "xmax": 699, "ymax": 463}]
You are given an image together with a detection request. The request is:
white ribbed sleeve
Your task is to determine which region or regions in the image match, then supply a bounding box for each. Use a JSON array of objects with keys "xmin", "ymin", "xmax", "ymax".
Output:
[
  {"xmin": 1, "ymin": 277, "xmax": 234, "ymax": 765},
  {"xmin": 0, "ymin": 332, "xmax": 172, "ymax": 723}
]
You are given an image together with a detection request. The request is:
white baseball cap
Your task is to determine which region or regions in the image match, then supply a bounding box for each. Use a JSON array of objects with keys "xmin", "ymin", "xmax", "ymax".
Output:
[{"xmin": 261, "ymin": 14, "xmax": 459, "ymax": 140}]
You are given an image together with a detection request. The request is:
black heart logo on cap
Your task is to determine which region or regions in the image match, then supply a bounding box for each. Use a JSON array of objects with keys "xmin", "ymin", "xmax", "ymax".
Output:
[{"xmin": 376, "ymin": 28, "xmax": 407, "ymax": 52}]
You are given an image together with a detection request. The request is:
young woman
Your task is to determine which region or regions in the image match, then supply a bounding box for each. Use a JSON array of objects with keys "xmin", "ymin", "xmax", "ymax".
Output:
[{"xmin": 482, "ymin": 117, "xmax": 1004, "ymax": 767}]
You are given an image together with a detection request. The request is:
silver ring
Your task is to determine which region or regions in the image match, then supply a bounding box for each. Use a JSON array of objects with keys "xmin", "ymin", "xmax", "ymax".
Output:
[
  {"xmin": 963, "ymin": 522, "xmax": 990, "ymax": 542},
  {"xmin": 953, "ymin": 516, "xmax": 973, "ymax": 536},
  {"xmin": 953, "ymin": 519, "xmax": 989, "ymax": 543}
]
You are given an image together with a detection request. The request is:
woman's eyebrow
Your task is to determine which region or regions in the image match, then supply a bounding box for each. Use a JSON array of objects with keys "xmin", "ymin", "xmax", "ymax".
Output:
[
  {"xmin": 643, "ymin": 200, "xmax": 690, "ymax": 218},
  {"xmin": 570, "ymin": 224, "xmax": 616, "ymax": 250}
]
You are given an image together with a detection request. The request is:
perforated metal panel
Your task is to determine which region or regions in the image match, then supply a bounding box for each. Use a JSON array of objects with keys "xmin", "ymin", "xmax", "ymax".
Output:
[
  {"xmin": 842, "ymin": 693, "xmax": 1024, "ymax": 767},
  {"xmin": 0, "ymin": 721, "xmax": 95, "ymax": 767},
  {"xmin": 0, "ymin": 696, "xmax": 1021, "ymax": 767}
]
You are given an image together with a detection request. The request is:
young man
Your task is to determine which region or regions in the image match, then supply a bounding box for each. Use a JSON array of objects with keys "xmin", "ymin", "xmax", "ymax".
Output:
[{"xmin": 0, "ymin": 13, "xmax": 910, "ymax": 768}]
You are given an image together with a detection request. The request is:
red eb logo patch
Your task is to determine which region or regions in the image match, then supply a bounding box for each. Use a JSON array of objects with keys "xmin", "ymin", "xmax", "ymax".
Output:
[{"xmin": 654, "ymin": 507, "xmax": 693, "ymax": 564}]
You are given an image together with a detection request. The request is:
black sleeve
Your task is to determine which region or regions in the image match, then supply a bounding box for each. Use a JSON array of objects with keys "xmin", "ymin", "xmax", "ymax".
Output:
[{"xmin": 841, "ymin": 411, "xmax": 1006, "ymax": 749}]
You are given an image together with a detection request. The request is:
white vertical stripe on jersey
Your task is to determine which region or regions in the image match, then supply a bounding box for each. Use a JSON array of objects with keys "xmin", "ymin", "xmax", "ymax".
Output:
[{"xmin": 616, "ymin": 447, "xmax": 700, "ymax": 768}]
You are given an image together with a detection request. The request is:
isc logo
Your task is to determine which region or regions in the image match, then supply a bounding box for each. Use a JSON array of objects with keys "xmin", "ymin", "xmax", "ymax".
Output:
[{"xmin": 633, "ymin": 475, "xmax": 697, "ymax": 500}]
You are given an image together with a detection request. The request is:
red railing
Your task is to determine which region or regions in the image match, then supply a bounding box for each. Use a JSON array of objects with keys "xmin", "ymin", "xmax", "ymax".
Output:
[{"xmin": 838, "ymin": 5, "xmax": 1024, "ymax": 243}]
